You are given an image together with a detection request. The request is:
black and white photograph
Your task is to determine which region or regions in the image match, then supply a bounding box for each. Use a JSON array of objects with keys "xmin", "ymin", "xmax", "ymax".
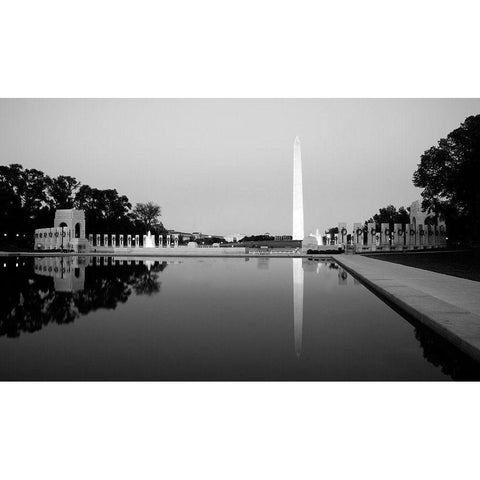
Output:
[
  {"xmin": 1, "ymin": 99, "xmax": 480, "ymax": 381},
  {"xmin": 1, "ymin": 1, "xmax": 480, "ymax": 479}
]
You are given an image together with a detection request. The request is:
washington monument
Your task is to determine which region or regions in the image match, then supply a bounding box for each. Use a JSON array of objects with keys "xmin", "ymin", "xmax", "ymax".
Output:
[{"xmin": 292, "ymin": 136, "xmax": 304, "ymax": 240}]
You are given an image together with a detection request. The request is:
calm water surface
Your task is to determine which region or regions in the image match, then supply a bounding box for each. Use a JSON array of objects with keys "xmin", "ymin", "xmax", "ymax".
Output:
[{"xmin": 1, "ymin": 255, "xmax": 479, "ymax": 380}]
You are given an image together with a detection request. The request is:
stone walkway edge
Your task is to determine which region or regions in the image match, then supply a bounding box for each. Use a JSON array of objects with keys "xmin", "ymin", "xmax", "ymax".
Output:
[{"xmin": 336, "ymin": 255, "xmax": 480, "ymax": 363}]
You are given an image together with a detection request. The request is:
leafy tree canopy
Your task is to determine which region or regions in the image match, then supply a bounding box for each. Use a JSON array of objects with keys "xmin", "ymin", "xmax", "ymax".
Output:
[
  {"xmin": 132, "ymin": 202, "xmax": 162, "ymax": 233},
  {"xmin": 364, "ymin": 205, "xmax": 410, "ymax": 226},
  {"xmin": 0, "ymin": 163, "xmax": 165, "ymax": 245},
  {"xmin": 413, "ymin": 114, "xmax": 480, "ymax": 240}
]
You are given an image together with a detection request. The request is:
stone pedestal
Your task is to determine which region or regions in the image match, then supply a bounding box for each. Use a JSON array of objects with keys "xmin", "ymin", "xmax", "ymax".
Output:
[
  {"xmin": 381, "ymin": 223, "xmax": 390, "ymax": 247},
  {"xmin": 338, "ymin": 222, "xmax": 348, "ymax": 245},
  {"xmin": 393, "ymin": 223, "xmax": 403, "ymax": 248},
  {"xmin": 367, "ymin": 223, "xmax": 376, "ymax": 248},
  {"xmin": 418, "ymin": 224, "xmax": 424, "ymax": 248},
  {"xmin": 353, "ymin": 223, "xmax": 363, "ymax": 247}
]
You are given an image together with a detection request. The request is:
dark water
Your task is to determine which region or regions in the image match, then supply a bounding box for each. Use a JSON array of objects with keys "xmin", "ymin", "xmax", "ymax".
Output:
[{"xmin": 1, "ymin": 255, "xmax": 480, "ymax": 381}]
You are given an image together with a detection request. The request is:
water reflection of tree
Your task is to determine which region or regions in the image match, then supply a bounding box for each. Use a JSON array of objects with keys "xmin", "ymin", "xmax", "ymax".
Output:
[
  {"xmin": 0, "ymin": 259, "xmax": 167, "ymax": 338},
  {"xmin": 414, "ymin": 325, "xmax": 480, "ymax": 380}
]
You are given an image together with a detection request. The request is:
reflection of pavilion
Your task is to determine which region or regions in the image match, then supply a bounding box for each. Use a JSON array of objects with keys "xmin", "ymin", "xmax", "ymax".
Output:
[{"xmin": 34, "ymin": 256, "xmax": 89, "ymax": 292}]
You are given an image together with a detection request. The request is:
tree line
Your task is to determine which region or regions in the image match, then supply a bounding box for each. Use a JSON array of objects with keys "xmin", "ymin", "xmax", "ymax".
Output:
[{"xmin": 0, "ymin": 163, "xmax": 164, "ymax": 247}]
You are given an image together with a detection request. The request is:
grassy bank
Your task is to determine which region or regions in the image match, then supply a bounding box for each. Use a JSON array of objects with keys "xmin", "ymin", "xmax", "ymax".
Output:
[{"xmin": 367, "ymin": 250, "xmax": 480, "ymax": 282}]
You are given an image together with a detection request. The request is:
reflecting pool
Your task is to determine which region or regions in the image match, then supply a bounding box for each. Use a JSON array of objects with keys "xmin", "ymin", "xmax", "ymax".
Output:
[{"xmin": 1, "ymin": 255, "xmax": 480, "ymax": 381}]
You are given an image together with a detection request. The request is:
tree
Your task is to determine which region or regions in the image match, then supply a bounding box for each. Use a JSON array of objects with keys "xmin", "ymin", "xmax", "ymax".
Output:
[
  {"xmin": 364, "ymin": 205, "xmax": 410, "ymax": 227},
  {"xmin": 413, "ymin": 115, "xmax": 480, "ymax": 241},
  {"xmin": 132, "ymin": 202, "xmax": 162, "ymax": 232},
  {"xmin": 47, "ymin": 175, "xmax": 80, "ymax": 209},
  {"xmin": 75, "ymin": 186, "xmax": 133, "ymax": 233}
]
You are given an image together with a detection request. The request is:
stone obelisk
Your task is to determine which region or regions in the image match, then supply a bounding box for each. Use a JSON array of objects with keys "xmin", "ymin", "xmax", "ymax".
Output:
[{"xmin": 293, "ymin": 136, "xmax": 304, "ymax": 241}]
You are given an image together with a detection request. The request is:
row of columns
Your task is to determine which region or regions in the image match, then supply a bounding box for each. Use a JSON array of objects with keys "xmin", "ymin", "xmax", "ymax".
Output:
[
  {"xmin": 88, "ymin": 234, "xmax": 180, "ymax": 248},
  {"xmin": 34, "ymin": 227, "xmax": 71, "ymax": 250},
  {"xmin": 335, "ymin": 222, "xmax": 447, "ymax": 249}
]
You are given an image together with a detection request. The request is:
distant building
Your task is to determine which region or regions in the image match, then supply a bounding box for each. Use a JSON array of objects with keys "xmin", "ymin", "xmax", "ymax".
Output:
[{"xmin": 274, "ymin": 235, "xmax": 293, "ymax": 241}]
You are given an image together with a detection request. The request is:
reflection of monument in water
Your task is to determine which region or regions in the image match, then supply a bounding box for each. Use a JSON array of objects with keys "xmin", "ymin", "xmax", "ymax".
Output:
[
  {"xmin": 34, "ymin": 256, "xmax": 88, "ymax": 292},
  {"xmin": 293, "ymin": 258, "xmax": 304, "ymax": 357}
]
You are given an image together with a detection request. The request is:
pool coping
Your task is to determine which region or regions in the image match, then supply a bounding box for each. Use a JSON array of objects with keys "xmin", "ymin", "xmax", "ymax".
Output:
[
  {"xmin": 0, "ymin": 251, "xmax": 337, "ymax": 259},
  {"xmin": 335, "ymin": 255, "xmax": 480, "ymax": 364}
]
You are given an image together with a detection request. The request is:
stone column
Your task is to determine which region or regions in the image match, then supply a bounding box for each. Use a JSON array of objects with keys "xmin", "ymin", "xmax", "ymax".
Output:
[
  {"xmin": 367, "ymin": 223, "xmax": 376, "ymax": 249},
  {"xmin": 381, "ymin": 223, "xmax": 390, "ymax": 248},
  {"xmin": 433, "ymin": 225, "xmax": 439, "ymax": 248},
  {"xmin": 111, "ymin": 234, "xmax": 116, "ymax": 247},
  {"xmin": 166, "ymin": 234, "xmax": 171, "ymax": 248},
  {"xmin": 393, "ymin": 223, "xmax": 404, "ymax": 248},
  {"xmin": 135, "ymin": 234, "xmax": 139, "ymax": 247},
  {"xmin": 353, "ymin": 223, "xmax": 363, "ymax": 248},
  {"xmin": 439, "ymin": 224, "xmax": 447, "ymax": 247},
  {"xmin": 405, "ymin": 224, "xmax": 412, "ymax": 248},
  {"xmin": 338, "ymin": 222, "xmax": 347, "ymax": 245},
  {"xmin": 119, "ymin": 234, "xmax": 124, "ymax": 248},
  {"xmin": 96, "ymin": 234, "xmax": 100, "ymax": 247},
  {"xmin": 427, "ymin": 225, "xmax": 434, "ymax": 248},
  {"xmin": 127, "ymin": 234, "xmax": 132, "ymax": 247},
  {"xmin": 174, "ymin": 234, "xmax": 179, "ymax": 248},
  {"xmin": 143, "ymin": 234, "xmax": 147, "ymax": 247},
  {"xmin": 104, "ymin": 234, "xmax": 109, "ymax": 247},
  {"xmin": 418, "ymin": 224, "xmax": 424, "ymax": 248},
  {"xmin": 89, "ymin": 234, "xmax": 93, "ymax": 245},
  {"xmin": 53, "ymin": 228, "xmax": 59, "ymax": 249}
]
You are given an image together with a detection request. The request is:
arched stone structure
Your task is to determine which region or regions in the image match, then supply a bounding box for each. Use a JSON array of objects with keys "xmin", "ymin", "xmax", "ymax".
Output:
[
  {"xmin": 35, "ymin": 209, "xmax": 89, "ymax": 252},
  {"xmin": 54, "ymin": 209, "xmax": 86, "ymax": 239}
]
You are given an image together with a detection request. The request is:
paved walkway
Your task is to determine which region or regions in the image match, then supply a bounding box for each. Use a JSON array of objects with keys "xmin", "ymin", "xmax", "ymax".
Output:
[{"xmin": 336, "ymin": 254, "xmax": 480, "ymax": 362}]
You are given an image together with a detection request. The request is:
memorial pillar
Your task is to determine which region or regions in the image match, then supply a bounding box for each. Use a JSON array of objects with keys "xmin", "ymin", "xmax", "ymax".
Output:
[
  {"xmin": 353, "ymin": 223, "xmax": 363, "ymax": 249},
  {"xmin": 166, "ymin": 234, "xmax": 171, "ymax": 247},
  {"xmin": 174, "ymin": 235, "xmax": 179, "ymax": 248},
  {"xmin": 433, "ymin": 225, "xmax": 439, "ymax": 248},
  {"xmin": 135, "ymin": 234, "xmax": 139, "ymax": 247},
  {"xmin": 338, "ymin": 222, "xmax": 347, "ymax": 245},
  {"xmin": 393, "ymin": 223, "xmax": 403, "ymax": 248},
  {"xmin": 367, "ymin": 222, "xmax": 375, "ymax": 249},
  {"xmin": 439, "ymin": 224, "xmax": 446, "ymax": 247},
  {"xmin": 111, "ymin": 234, "xmax": 116, "ymax": 248},
  {"xmin": 380, "ymin": 223, "xmax": 390, "ymax": 248},
  {"xmin": 127, "ymin": 234, "xmax": 132, "ymax": 247},
  {"xmin": 119, "ymin": 234, "xmax": 124, "ymax": 248},
  {"xmin": 418, "ymin": 224, "xmax": 424, "ymax": 248},
  {"xmin": 104, "ymin": 234, "xmax": 109, "ymax": 247},
  {"xmin": 143, "ymin": 234, "xmax": 147, "ymax": 247},
  {"xmin": 405, "ymin": 224, "xmax": 412, "ymax": 248},
  {"xmin": 96, "ymin": 234, "xmax": 101, "ymax": 247},
  {"xmin": 427, "ymin": 225, "xmax": 434, "ymax": 248},
  {"xmin": 89, "ymin": 234, "xmax": 93, "ymax": 245}
]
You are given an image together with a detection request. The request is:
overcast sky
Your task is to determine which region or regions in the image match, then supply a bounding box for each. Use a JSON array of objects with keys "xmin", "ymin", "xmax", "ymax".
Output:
[{"xmin": 1, "ymin": 99, "xmax": 479, "ymax": 236}]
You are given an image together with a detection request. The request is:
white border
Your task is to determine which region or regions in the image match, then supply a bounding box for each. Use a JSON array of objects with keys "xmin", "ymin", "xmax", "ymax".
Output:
[{"xmin": 1, "ymin": 1, "xmax": 480, "ymax": 479}]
